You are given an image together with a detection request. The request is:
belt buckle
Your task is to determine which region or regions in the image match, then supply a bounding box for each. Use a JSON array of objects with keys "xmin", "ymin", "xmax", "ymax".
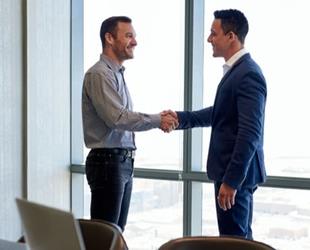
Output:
[
  {"xmin": 126, "ymin": 150, "xmax": 132, "ymax": 158},
  {"xmin": 125, "ymin": 150, "xmax": 134, "ymax": 159}
]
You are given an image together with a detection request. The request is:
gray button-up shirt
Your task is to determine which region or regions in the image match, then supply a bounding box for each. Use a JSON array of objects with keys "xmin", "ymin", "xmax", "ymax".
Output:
[{"xmin": 82, "ymin": 54, "xmax": 161, "ymax": 150}]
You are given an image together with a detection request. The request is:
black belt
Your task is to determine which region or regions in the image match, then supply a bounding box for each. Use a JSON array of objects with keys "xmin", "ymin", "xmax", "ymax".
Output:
[{"xmin": 90, "ymin": 148, "xmax": 135, "ymax": 159}]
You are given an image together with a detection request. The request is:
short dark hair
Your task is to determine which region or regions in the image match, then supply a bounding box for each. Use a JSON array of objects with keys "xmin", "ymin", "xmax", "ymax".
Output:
[
  {"xmin": 214, "ymin": 9, "xmax": 248, "ymax": 44},
  {"xmin": 100, "ymin": 16, "xmax": 132, "ymax": 48}
]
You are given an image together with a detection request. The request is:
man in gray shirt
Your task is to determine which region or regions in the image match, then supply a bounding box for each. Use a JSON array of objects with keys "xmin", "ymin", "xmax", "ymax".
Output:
[{"xmin": 82, "ymin": 16, "xmax": 177, "ymax": 231}]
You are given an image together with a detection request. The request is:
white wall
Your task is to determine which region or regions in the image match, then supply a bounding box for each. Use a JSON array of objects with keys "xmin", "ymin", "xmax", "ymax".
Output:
[
  {"xmin": 0, "ymin": 0, "xmax": 24, "ymax": 240},
  {"xmin": 0, "ymin": 0, "xmax": 72, "ymax": 240}
]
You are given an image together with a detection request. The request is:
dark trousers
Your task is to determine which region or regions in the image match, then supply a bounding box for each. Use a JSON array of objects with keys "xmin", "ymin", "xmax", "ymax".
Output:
[
  {"xmin": 85, "ymin": 149, "xmax": 134, "ymax": 231},
  {"xmin": 214, "ymin": 182, "xmax": 257, "ymax": 239}
]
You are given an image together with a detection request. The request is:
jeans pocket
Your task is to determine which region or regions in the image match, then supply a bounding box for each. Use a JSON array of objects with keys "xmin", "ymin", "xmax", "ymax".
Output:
[{"xmin": 86, "ymin": 160, "xmax": 108, "ymax": 187}]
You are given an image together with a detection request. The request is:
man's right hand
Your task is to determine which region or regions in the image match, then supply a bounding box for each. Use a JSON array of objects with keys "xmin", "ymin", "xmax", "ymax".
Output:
[{"xmin": 160, "ymin": 110, "xmax": 178, "ymax": 133}]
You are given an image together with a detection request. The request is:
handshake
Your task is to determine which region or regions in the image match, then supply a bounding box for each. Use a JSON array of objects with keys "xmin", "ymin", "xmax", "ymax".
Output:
[{"xmin": 160, "ymin": 110, "xmax": 178, "ymax": 133}]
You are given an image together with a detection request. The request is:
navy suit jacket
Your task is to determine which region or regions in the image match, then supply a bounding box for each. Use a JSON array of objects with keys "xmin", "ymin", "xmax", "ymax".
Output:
[{"xmin": 177, "ymin": 53, "xmax": 267, "ymax": 190}]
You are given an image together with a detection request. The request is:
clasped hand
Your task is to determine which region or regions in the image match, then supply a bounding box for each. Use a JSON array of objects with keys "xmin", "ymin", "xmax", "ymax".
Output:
[{"xmin": 160, "ymin": 110, "xmax": 178, "ymax": 133}]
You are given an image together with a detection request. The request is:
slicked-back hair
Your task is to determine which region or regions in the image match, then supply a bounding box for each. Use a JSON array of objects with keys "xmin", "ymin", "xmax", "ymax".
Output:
[
  {"xmin": 214, "ymin": 9, "xmax": 248, "ymax": 44},
  {"xmin": 100, "ymin": 16, "xmax": 132, "ymax": 48}
]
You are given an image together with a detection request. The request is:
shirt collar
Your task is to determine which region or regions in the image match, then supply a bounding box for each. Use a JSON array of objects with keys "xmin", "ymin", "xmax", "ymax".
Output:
[
  {"xmin": 100, "ymin": 53, "xmax": 125, "ymax": 73},
  {"xmin": 223, "ymin": 48, "xmax": 248, "ymax": 75}
]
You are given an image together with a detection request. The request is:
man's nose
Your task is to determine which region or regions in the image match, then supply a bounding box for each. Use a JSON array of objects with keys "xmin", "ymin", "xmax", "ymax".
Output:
[{"xmin": 132, "ymin": 38, "xmax": 137, "ymax": 46}]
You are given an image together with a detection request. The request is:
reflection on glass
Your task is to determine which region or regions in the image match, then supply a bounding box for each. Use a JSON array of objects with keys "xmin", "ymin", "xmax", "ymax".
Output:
[
  {"xmin": 84, "ymin": 0, "xmax": 185, "ymax": 170},
  {"xmin": 84, "ymin": 178, "xmax": 183, "ymax": 250},
  {"xmin": 201, "ymin": 184, "xmax": 310, "ymax": 249},
  {"xmin": 203, "ymin": 1, "xmax": 310, "ymax": 177}
]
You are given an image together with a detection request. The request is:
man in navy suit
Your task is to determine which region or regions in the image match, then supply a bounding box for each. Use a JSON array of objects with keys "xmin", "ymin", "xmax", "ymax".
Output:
[{"xmin": 173, "ymin": 9, "xmax": 267, "ymax": 239}]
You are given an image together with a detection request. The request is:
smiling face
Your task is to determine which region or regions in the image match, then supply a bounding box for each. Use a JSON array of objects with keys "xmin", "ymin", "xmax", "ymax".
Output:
[
  {"xmin": 207, "ymin": 19, "xmax": 232, "ymax": 61},
  {"xmin": 106, "ymin": 22, "xmax": 137, "ymax": 64}
]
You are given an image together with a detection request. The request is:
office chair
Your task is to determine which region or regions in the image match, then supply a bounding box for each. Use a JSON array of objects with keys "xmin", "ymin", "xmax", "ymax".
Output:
[
  {"xmin": 78, "ymin": 219, "xmax": 128, "ymax": 250},
  {"xmin": 159, "ymin": 236, "xmax": 276, "ymax": 250}
]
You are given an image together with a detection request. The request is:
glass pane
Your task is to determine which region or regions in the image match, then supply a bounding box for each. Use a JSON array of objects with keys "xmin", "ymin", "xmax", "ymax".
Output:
[
  {"xmin": 253, "ymin": 187, "xmax": 310, "ymax": 249},
  {"xmin": 124, "ymin": 179, "xmax": 183, "ymax": 249},
  {"xmin": 84, "ymin": 0, "xmax": 184, "ymax": 170},
  {"xmin": 201, "ymin": 183, "xmax": 218, "ymax": 235},
  {"xmin": 203, "ymin": 1, "xmax": 310, "ymax": 177},
  {"xmin": 83, "ymin": 178, "xmax": 183, "ymax": 250},
  {"xmin": 201, "ymin": 184, "xmax": 310, "ymax": 249}
]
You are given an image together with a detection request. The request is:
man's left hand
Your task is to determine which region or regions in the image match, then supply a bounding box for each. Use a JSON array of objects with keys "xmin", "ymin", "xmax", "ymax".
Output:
[{"xmin": 217, "ymin": 183, "xmax": 237, "ymax": 211}]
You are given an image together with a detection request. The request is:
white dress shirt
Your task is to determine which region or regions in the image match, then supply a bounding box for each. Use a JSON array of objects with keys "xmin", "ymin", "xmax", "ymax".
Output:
[{"xmin": 223, "ymin": 48, "xmax": 248, "ymax": 75}]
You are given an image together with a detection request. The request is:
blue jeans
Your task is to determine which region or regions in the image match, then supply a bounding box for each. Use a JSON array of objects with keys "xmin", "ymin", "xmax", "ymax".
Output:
[{"xmin": 85, "ymin": 149, "xmax": 134, "ymax": 231}]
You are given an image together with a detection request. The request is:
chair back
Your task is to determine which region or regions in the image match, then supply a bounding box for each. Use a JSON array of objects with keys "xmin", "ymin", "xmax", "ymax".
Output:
[
  {"xmin": 78, "ymin": 219, "xmax": 128, "ymax": 250},
  {"xmin": 159, "ymin": 236, "xmax": 276, "ymax": 250}
]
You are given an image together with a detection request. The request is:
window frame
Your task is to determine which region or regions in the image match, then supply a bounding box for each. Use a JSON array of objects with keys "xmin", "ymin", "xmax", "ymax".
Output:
[{"xmin": 70, "ymin": 0, "xmax": 310, "ymax": 238}]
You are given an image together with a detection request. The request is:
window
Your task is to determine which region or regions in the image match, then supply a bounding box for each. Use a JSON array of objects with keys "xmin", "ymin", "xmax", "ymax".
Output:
[{"xmin": 71, "ymin": 1, "xmax": 310, "ymax": 250}]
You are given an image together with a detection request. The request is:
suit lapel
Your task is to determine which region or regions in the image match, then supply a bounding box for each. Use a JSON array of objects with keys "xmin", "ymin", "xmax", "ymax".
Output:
[
  {"xmin": 211, "ymin": 54, "xmax": 251, "ymax": 122},
  {"xmin": 217, "ymin": 69, "xmax": 232, "ymax": 91}
]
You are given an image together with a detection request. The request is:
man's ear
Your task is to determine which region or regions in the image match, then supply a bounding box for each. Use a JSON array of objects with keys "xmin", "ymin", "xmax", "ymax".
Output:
[
  {"xmin": 229, "ymin": 32, "xmax": 239, "ymax": 43},
  {"xmin": 228, "ymin": 31, "xmax": 235, "ymax": 40},
  {"xmin": 105, "ymin": 32, "xmax": 114, "ymax": 46}
]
